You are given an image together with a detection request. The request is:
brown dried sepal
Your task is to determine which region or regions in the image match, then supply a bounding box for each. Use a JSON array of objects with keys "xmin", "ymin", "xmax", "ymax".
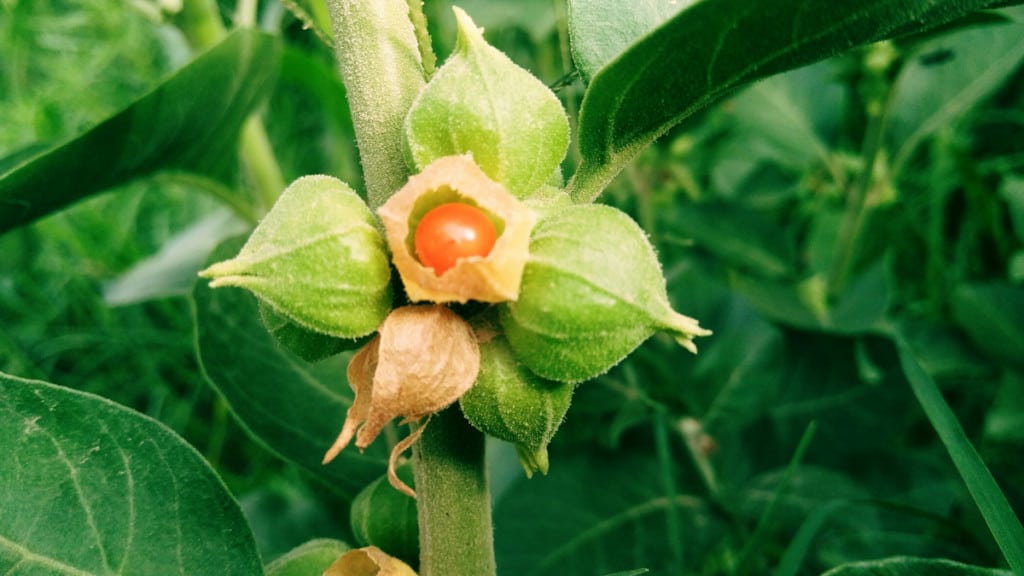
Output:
[
  {"xmin": 322, "ymin": 305, "xmax": 480, "ymax": 496},
  {"xmin": 323, "ymin": 546, "xmax": 417, "ymax": 576},
  {"xmin": 378, "ymin": 155, "xmax": 536, "ymax": 303}
]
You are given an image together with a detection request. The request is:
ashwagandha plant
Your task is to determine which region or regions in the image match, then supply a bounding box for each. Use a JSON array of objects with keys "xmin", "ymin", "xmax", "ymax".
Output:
[{"xmin": 2, "ymin": 1, "xmax": 1023, "ymax": 575}]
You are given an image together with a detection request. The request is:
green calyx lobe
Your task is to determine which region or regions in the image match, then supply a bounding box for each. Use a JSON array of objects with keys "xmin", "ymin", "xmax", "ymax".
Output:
[
  {"xmin": 199, "ymin": 175, "xmax": 392, "ymax": 340},
  {"xmin": 460, "ymin": 333, "xmax": 573, "ymax": 477},
  {"xmin": 403, "ymin": 7, "xmax": 570, "ymax": 199},
  {"xmin": 350, "ymin": 464, "xmax": 419, "ymax": 568},
  {"xmin": 499, "ymin": 204, "xmax": 711, "ymax": 384},
  {"xmin": 258, "ymin": 301, "xmax": 370, "ymax": 362}
]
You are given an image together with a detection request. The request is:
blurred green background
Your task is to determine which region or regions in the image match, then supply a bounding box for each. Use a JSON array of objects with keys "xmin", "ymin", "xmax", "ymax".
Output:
[{"xmin": 1, "ymin": 1, "xmax": 1022, "ymax": 574}]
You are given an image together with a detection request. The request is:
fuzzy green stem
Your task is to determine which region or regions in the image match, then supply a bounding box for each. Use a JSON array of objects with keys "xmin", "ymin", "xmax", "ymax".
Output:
[
  {"xmin": 412, "ymin": 407, "xmax": 496, "ymax": 576},
  {"xmin": 326, "ymin": 0, "xmax": 426, "ymax": 208}
]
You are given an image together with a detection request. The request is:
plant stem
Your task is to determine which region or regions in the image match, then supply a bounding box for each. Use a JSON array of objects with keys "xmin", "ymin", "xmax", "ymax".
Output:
[
  {"xmin": 326, "ymin": 0, "xmax": 426, "ymax": 208},
  {"xmin": 567, "ymin": 150, "xmax": 630, "ymax": 204},
  {"xmin": 412, "ymin": 407, "xmax": 496, "ymax": 576},
  {"xmin": 238, "ymin": 117, "xmax": 286, "ymax": 213},
  {"xmin": 826, "ymin": 82, "xmax": 893, "ymax": 299},
  {"xmin": 653, "ymin": 409, "xmax": 684, "ymax": 574}
]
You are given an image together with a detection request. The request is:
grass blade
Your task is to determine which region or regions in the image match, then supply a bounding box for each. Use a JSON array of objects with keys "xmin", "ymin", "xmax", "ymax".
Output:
[{"xmin": 896, "ymin": 339, "xmax": 1024, "ymax": 574}]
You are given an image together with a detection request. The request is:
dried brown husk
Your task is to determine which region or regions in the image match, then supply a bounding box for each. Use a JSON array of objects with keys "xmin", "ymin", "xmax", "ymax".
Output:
[
  {"xmin": 378, "ymin": 155, "xmax": 535, "ymax": 303},
  {"xmin": 323, "ymin": 305, "xmax": 480, "ymax": 496}
]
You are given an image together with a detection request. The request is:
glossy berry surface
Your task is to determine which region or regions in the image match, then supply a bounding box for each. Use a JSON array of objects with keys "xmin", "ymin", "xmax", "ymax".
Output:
[{"xmin": 415, "ymin": 202, "xmax": 498, "ymax": 274}]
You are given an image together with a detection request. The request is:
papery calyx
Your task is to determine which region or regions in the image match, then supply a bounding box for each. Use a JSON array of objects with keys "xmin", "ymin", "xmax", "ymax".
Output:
[
  {"xmin": 323, "ymin": 305, "xmax": 480, "ymax": 496},
  {"xmin": 378, "ymin": 155, "xmax": 535, "ymax": 304}
]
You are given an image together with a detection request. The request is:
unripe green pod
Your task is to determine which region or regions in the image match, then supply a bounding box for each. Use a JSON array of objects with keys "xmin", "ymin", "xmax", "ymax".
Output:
[
  {"xmin": 349, "ymin": 464, "xmax": 419, "ymax": 568},
  {"xmin": 460, "ymin": 332, "xmax": 572, "ymax": 477},
  {"xmin": 258, "ymin": 301, "xmax": 369, "ymax": 362},
  {"xmin": 403, "ymin": 7, "xmax": 569, "ymax": 199},
  {"xmin": 199, "ymin": 175, "xmax": 392, "ymax": 340},
  {"xmin": 499, "ymin": 204, "xmax": 711, "ymax": 383}
]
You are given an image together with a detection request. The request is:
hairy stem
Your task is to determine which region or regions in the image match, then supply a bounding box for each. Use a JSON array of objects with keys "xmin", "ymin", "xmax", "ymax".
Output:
[
  {"xmin": 412, "ymin": 407, "xmax": 496, "ymax": 576},
  {"xmin": 326, "ymin": 0, "xmax": 426, "ymax": 208}
]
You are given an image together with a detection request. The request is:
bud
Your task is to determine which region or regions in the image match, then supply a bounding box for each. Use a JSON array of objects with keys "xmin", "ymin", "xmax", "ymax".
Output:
[
  {"xmin": 199, "ymin": 175, "xmax": 392, "ymax": 339},
  {"xmin": 499, "ymin": 204, "xmax": 711, "ymax": 383},
  {"xmin": 403, "ymin": 7, "xmax": 569, "ymax": 199},
  {"xmin": 350, "ymin": 463, "xmax": 418, "ymax": 567},
  {"xmin": 323, "ymin": 305, "xmax": 480, "ymax": 497},
  {"xmin": 323, "ymin": 546, "xmax": 417, "ymax": 576},
  {"xmin": 460, "ymin": 331, "xmax": 572, "ymax": 477},
  {"xmin": 378, "ymin": 155, "xmax": 535, "ymax": 304}
]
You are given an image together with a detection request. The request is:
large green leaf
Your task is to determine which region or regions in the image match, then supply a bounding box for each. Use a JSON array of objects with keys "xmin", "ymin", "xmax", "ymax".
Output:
[
  {"xmin": 821, "ymin": 556, "xmax": 1013, "ymax": 575},
  {"xmin": 568, "ymin": 0, "xmax": 1011, "ymax": 202},
  {"xmin": 568, "ymin": 0, "xmax": 693, "ymax": 81},
  {"xmin": 104, "ymin": 209, "xmax": 249, "ymax": 305},
  {"xmin": 950, "ymin": 283, "xmax": 1024, "ymax": 370},
  {"xmin": 0, "ymin": 28, "xmax": 279, "ymax": 233},
  {"xmin": 0, "ymin": 372, "xmax": 262, "ymax": 574},
  {"xmin": 192, "ymin": 236, "xmax": 387, "ymax": 500}
]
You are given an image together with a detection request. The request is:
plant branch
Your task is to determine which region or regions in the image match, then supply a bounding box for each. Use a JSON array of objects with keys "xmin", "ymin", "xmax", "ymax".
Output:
[
  {"xmin": 326, "ymin": 0, "xmax": 426, "ymax": 208},
  {"xmin": 826, "ymin": 51, "xmax": 896, "ymax": 299},
  {"xmin": 412, "ymin": 407, "xmax": 497, "ymax": 576}
]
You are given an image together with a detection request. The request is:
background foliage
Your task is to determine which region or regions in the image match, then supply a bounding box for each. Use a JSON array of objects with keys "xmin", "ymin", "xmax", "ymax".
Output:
[{"xmin": 1, "ymin": 1, "xmax": 1022, "ymax": 574}]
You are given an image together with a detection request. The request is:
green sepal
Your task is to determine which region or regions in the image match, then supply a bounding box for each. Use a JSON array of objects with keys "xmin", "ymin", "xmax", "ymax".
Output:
[
  {"xmin": 403, "ymin": 7, "xmax": 569, "ymax": 199},
  {"xmin": 349, "ymin": 463, "xmax": 419, "ymax": 568},
  {"xmin": 258, "ymin": 301, "xmax": 370, "ymax": 362},
  {"xmin": 199, "ymin": 175, "xmax": 392, "ymax": 339},
  {"xmin": 499, "ymin": 204, "xmax": 710, "ymax": 383},
  {"xmin": 459, "ymin": 332, "xmax": 573, "ymax": 477}
]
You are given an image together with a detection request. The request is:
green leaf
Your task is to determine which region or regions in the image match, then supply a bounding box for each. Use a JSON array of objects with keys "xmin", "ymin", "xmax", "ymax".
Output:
[
  {"xmin": 0, "ymin": 372, "xmax": 262, "ymax": 574},
  {"xmin": 821, "ymin": 556, "xmax": 1013, "ymax": 575},
  {"xmin": 950, "ymin": 283, "xmax": 1024, "ymax": 370},
  {"xmin": 265, "ymin": 539, "xmax": 350, "ymax": 576},
  {"xmin": 568, "ymin": 0, "xmax": 692, "ymax": 81},
  {"xmin": 673, "ymin": 202, "xmax": 797, "ymax": 278},
  {"xmin": 192, "ymin": 236, "xmax": 387, "ymax": 499},
  {"xmin": 999, "ymin": 175, "xmax": 1024, "ymax": 243},
  {"xmin": 730, "ymin": 264, "xmax": 890, "ymax": 335},
  {"xmin": 494, "ymin": 450, "xmax": 724, "ymax": 575},
  {"xmin": 889, "ymin": 21, "xmax": 1024, "ymax": 175},
  {"xmin": 896, "ymin": 340, "xmax": 1024, "ymax": 574},
  {"xmin": 104, "ymin": 209, "xmax": 248, "ymax": 305},
  {"xmin": 568, "ymin": 0, "xmax": 1009, "ymax": 202},
  {"xmin": 984, "ymin": 371, "xmax": 1024, "ymax": 443},
  {"xmin": 0, "ymin": 29, "xmax": 279, "ymax": 234}
]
